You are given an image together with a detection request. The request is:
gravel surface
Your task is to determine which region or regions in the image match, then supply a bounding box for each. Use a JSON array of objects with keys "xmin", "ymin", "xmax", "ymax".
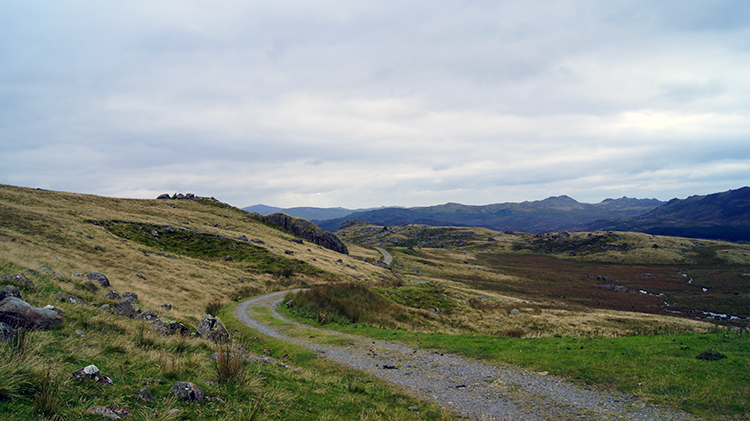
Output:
[{"xmin": 236, "ymin": 291, "xmax": 702, "ymax": 421}]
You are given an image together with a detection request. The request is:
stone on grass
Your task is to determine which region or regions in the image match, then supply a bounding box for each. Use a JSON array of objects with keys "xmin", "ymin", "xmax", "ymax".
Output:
[
  {"xmin": 196, "ymin": 314, "xmax": 229, "ymax": 342},
  {"xmin": 137, "ymin": 388, "xmax": 154, "ymax": 401},
  {"xmin": 86, "ymin": 272, "xmax": 110, "ymax": 287},
  {"xmin": 104, "ymin": 290, "xmax": 121, "ymax": 300},
  {"xmin": 71, "ymin": 365, "xmax": 115, "ymax": 385},
  {"xmin": 0, "ymin": 273, "xmax": 34, "ymax": 289},
  {"xmin": 171, "ymin": 381, "xmax": 204, "ymax": 402}
]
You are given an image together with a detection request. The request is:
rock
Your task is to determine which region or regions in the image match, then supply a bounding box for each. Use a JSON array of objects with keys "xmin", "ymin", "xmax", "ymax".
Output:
[
  {"xmin": 0, "ymin": 321, "xmax": 15, "ymax": 342},
  {"xmin": 237, "ymin": 235, "xmax": 249, "ymax": 242},
  {"xmin": 137, "ymin": 310, "xmax": 170, "ymax": 336},
  {"xmin": 157, "ymin": 193, "xmax": 171, "ymax": 200},
  {"xmin": 38, "ymin": 265, "xmax": 55, "ymax": 275},
  {"xmin": 71, "ymin": 365, "xmax": 114, "ymax": 385},
  {"xmin": 284, "ymin": 250, "xmax": 294, "ymax": 255},
  {"xmin": 99, "ymin": 304, "xmax": 111, "ymax": 312},
  {"xmin": 599, "ymin": 284, "xmax": 629, "ymax": 293},
  {"xmin": 250, "ymin": 238, "xmax": 265, "ymax": 244},
  {"xmin": 120, "ymin": 292, "xmax": 138, "ymax": 303},
  {"xmin": 137, "ymin": 388, "xmax": 154, "ymax": 401},
  {"xmin": 263, "ymin": 213, "xmax": 349, "ymax": 255},
  {"xmin": 408, "ymin": 406, "xmax": 419, "ymax": 412},
  {"xmin": 157, "ymin": 303, "xmax": 172, "ymax": 311},
  {"xmin": 224, "ymin": 255, "xmax": 233, "ymax": 261},
  {"xmin": 0, "ymin": 285, "xmax": 22, "ymax": 301},
  {"xmin": 511, "ymin": 308, "xmax": 521, "ymax": 314},
  {"xmin": 168, "ymin": 321, "xmax": 190, "ymax": 335},
  {"xmin": 0, "ymin": 273, "xmax": 35, "ymax": 289},
  {"xmin": 104, "ymin": 290, "xmax": 121, "ymax": 300},
  {"xmin": 114, "ymin": 300, "xmax": 140, "ymax": 319},
  {"xmin": 86, "ymin": 272, "xmax": 110, "ymax": 287},
  {"xmin": 167, "ymin": 409, "xmax": 181, "ymax": 415},
  {"xmin": 196, "ymin": 314, "xmax": 229, "ymax": 342},
  {"xmin": 53, "ymin": 291, "xmax": 86, "ymax": 305},
  {"xmin": 86, "ymin": 405, "xmax": 132, "ymax": 419},
  {"xmin": 0, "ymin": 297, "xmax": 63, "ymax": 330},
  {"xmin": 135, "ymin": 273, "xmax": 147, "ymax": 280},
  {"xmin": 170, "ymin": 381, "xmax": 204, "ymax": 402}
]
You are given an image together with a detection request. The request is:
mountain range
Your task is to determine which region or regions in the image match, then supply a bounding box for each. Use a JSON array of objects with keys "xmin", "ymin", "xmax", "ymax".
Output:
[{"xmin": 245, "ymin": 187, "xmax": 750, "ymax": 242}]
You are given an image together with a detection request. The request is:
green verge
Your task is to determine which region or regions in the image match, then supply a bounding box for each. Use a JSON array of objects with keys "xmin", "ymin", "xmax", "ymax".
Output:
[{"xmin": 278, "ymin": 305, "xmax": 750, "ymax": 420}]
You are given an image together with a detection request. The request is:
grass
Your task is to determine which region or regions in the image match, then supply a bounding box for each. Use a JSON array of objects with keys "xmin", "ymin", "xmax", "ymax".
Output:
[{"xmin": 280, "ymin": 305, "xmax": 750, "ymax": 419}]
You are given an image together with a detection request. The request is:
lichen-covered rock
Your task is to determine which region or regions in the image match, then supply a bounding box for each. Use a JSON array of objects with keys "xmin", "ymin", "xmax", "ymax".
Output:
[
  {"xmin": 53, "ymin": 291, "xmax": 86, "ymax": 305},
  {"xmin": 263, "ymin": 213, "xmax": 349, "ymax": 255},
  {"xmin": 170, "ymin": 381, "xmax": 204, "ymax": 402},
  {"xmin": 0, "ymin": 297, "xmax": 63, "ymax": 330},
  {"xmin": 104, "ymin": 290, "xmax": 121, "ymax": 300},
  {"xmin": 87, "ymin": 272, "xmax": 110, "ymax": 287},
  {"xmin": 196, "ymin": 314, "xmax": 229, "ymax": 342},
  {"xmin": 71, "ymin": 365, "xmax": 114, "ymax": 385}
]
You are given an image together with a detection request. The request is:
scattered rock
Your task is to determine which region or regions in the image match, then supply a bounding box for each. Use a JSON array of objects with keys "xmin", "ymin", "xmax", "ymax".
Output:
[
  {"xmin": 86, "ymin": 272, "xmax": 110, "ymax": 287},
  {"xmin": 196, "ymin": 314, "xmax": 229, "ymax": 342},
  {"xmin": 137, "ymin": 388, "xmax": 154, "ymax": 401},
  {"xmin": 0, "ymin": 297, "xmax": 64, "ymax": 330},
  {"xmin": 135, "ymin": 273, "xmax": 147, "ymax": 281},
  {"xmin": 408, "ymin": 406, "xmax": 419, "ymax": 411},
  {"xmin": 53, "ymin": 291, "xmax": 86, "ymax": 305},
  {"xmin": 284, "ymin": 250, "xmax": 294, "ymax": 255},
  {"xmin": 99, "ymin": 304, "xmax": 111, "ymax": 312},
  {"xmin": 167, "ymin": 409, "xmax": 181, "ymax": 415},
  {"xmin": 157, "ymin": 303, "xmax": 172, "ymax": 311},
  {"xmin": 598, "ymin": 284, "xmax": 629, "ymax": 293},
  {"xmin": 224, "ymin": 255, "xmax": 233, "ymax": 262},
  {"xmin": 114, "ymin": 299, "xmax": 141, "ymax": 319},
  {"xmin": 170, "ymin": 381, "xmax": 204, "ymax": 402},
  {"xmin": 71, "ymin": 365, "xmax": 114, "ymax": 385},
  {"xmin": 237, "ymin": 235, "xmax": 249, "ymax": 242},
  {"xmin": 511, "ymin": 308, "xmax": 521, "ymax": 315},
  {"xmin": 121, "ymin": 292, "xmax": 138, "ymax": 303},
  {"xmin": 250, "ymin": 238, "xmax": 265, "ymax": 244},
  {"xmin": 287, "ymin": 238, "xmax": 303, "ymax": 244},
  {"xmin": 86, "ymin": 405, "xmax": 132, "ymax": 420}
]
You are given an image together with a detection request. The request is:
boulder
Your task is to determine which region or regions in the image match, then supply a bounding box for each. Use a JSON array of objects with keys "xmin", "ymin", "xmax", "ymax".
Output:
[
  {"xmin": 71, "ymin": 365, "xmax": 114, "ymax": 385},
  {"xmin": 196, "ymin": 314, "xmax": 229, "ymax": 342},
  {"xmin": 0, "ymin": 297, "xmax": 63, "ymax": 330},
  {"xmin": 87, "ymin": 272, "xmax": 110, "ymax": 287},
  {"xmin": 85, "ymin": 405, "xmax": 131, "ymax": 420},
  {"xmin": 263, "ymin": 213, "xmax": 349, "ymax": 255},
  {"xmin": 170, "ymin": 381, "xmax": 204, "ymax": 402},
  {"xmin": 121, "ymin": 292, "xmax": 138, "ymax": 303},
  {"xmin": 0, "ymin": 285, "xmax": 22, "ymax": 301},
  {"xmin": 114, "ymin": 300, "xmax": 140, "ymax": 318},
  {"xmin": 137, "ymin": 310, "xmax": 170, "ymax": 336}
]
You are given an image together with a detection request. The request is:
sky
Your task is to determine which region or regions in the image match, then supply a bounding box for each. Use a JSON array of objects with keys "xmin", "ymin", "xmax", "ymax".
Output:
[{"xmin": 2, "ymin": 1, "xmax": 749, "ymax": 209}]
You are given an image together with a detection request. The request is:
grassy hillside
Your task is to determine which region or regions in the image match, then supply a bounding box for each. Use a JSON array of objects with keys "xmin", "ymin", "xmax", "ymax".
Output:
[
  {"xmin": 1, "ymin": 184, "xmax": 451, "ymax": 420},
  {"xmin": 2, "ymin": 184, "xmax": 750, "ymax": 419}
]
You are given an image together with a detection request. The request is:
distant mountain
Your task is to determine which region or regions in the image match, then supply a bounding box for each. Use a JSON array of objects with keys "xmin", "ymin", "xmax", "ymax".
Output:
[
  {"xmin": 582, "ymin": 187, "xmax": 750, "ymax": 242},
  {"xmin": 243, "ymin": 205, "xmax": 383, "ymax": 221},
  {"xmin": 314, "ymin": 196, "xmax": 665, "ymax": 234}
]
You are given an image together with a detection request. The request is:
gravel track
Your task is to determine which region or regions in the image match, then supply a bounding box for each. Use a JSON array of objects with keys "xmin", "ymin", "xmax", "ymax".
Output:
[{"xmin": 236, "ymin": 291, "xmax": 702, "ymax": 421}]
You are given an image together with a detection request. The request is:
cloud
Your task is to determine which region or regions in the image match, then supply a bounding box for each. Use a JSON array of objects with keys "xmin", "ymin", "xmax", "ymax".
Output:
[{"xmin": 1, "ymin": 1, "xmax": 749, "ymax": 208}]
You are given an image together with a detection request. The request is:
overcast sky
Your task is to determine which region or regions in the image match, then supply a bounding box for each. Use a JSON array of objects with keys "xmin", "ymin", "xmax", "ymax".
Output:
[{"xmin": 2, "ymin": 1, "xmax": 749, "ymax": 209}]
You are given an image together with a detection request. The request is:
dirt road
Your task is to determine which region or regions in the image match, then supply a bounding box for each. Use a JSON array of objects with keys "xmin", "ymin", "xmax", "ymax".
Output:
[{"xmin": 236, "ymin": 291, "xmax": 701, "ymax": 421}]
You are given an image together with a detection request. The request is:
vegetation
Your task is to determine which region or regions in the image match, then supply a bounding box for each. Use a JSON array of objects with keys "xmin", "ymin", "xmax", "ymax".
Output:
[{"xmin": 3, "ymin": 183, "xmax": 750, "ymax": 419}]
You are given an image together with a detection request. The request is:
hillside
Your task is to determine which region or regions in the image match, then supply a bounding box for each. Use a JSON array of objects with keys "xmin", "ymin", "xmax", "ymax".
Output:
[
  {"xmin": 2, "ymin": 183, "xmax": 750, "ymax": 420},
  {"xmin": 583, "ymin": 187, "xmax": 750, "ymax": 242},
  {"xmin": 315, "ymin": 196, "xmax": 664, "ymax": 233}
]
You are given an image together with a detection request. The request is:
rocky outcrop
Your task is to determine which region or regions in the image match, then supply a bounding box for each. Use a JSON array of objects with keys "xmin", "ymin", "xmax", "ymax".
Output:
[
  {"xmin": 0, "ymin": 297, "xmax": 63, "ymax": 330},
  {"xmin": 0, "ymin": 273, "xmax": 35, "ymax": 289},
  {"xmin": 264, "ymin": 213, "xmax": 348, "ymax": 255}
]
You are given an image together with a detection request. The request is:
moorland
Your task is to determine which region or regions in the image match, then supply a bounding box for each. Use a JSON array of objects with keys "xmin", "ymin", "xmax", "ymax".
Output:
[{"xmin": 1, "ymin": 183, "xmax": 749, "ymax": 420}]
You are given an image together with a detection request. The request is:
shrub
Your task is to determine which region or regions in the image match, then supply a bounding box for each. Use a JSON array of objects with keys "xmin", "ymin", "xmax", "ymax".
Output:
[{"xmin": 286, "ymin": 283, "xmax": 405, "ymax": 327}]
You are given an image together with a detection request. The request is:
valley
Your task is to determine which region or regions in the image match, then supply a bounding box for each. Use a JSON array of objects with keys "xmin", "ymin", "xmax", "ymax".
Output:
[{"xmin": 1, "ymin": 184, "xmax": 749, "ymax": 420}]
